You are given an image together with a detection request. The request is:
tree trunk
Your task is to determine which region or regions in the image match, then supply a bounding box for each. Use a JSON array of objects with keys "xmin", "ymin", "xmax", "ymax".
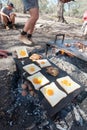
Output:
[{"xmin": 57, "ymin": 0, "xmax": 67, "ymax": 23}]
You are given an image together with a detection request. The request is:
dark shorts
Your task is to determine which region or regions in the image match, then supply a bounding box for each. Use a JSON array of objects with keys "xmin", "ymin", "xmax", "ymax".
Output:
[
  {"xmin": 7, "ymin": 21, "xmax": 12, "ymax": 25},
  {"xmin": 22, "ymin": 0, "xmax": 39, "ymax": 11}
]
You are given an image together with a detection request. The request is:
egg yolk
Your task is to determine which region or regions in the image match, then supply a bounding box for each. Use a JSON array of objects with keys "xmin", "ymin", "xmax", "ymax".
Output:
[
  {"xmin": 29, "ymin": 66, "xmax": 35, "ymax": 72},
  {"xmin": 41, "ymin": 61, "xmax": 45, "ymax": 64},
  {"xmin": 33, "ymin": 77, "xmax": 42, "ymax": 84},
  {"xmin": 20, "ymin": 50, "xmax": 26, "ymax": 56},
  {"xmin": 46, "ymin": 89, "xmax": 54, "ymax": 96},
  {"xmin": 61, "ymin": 79, "xmax": 71, "ymax": 86}
]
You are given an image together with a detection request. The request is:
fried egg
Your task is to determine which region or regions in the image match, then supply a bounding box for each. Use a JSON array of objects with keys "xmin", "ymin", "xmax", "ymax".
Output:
[
  {"xmin": 27, "ymin": 72, "xmax": 49, "ymax": 90},
  {"xmin": 40, "ymin": 61, "xmax": 45, "ymax": 64},
  {"xmin": 19, "ymin": 50, "xmax": 26, "ymax": 56},
  {"xmin": 61, "ymin": 79, "xmax": 71, "ymax": 87},
  {"xmin": 32, "ymin": 77, "xmax": 42, "ymax": 84},
  {"xmin": 28, "ymin": 66, "xmax": 35, "ymax": 73},
  {"xmin": 45, "ymin": 88, "xmax": 54, "ymax": 96},
  {"xmin": 40, "ymin": 82, "xmax": 67, "ymax": 107},
  {"xmin": 23, "ymin": 63, "xmax": 41, "ymax": 75},
  {"xmin": 16, "ymin": 47, "xmax": 28, "ymax": 58},
  {"xmin": 36, "ymin": 59, "xmax": 51, "ymax": 68},
  {"xmin": 56, "ymin": 76, "xmax": 81, "ymax": 94}
]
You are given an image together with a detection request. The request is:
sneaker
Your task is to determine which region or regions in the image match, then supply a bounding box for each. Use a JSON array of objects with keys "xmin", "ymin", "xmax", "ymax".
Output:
[
  {"xmin": 6, "ymin": 26, "xmax": 10, "ymax": 30},
  {"xmin": 19, "ymin": 35, "xmax": 33, "ymax": 45},
  {"xmin": 12, "ymin": 25, "xmax": 16, "ymax": 30}
]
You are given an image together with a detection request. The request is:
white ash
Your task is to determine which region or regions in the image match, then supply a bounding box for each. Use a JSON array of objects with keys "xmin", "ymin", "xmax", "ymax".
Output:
[{"xmin": 50, "ymin": 56, "xmax": 87, "ymax": 87}]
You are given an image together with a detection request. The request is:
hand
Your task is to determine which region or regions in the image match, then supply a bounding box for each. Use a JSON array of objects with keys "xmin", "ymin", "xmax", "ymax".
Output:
[{"xmin": 10, "ymin": 13, "xmax": 16, "ymax": 17}]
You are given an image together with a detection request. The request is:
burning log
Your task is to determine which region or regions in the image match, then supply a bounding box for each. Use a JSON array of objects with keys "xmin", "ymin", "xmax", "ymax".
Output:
[{"xmin": 57, "ymin": 49, "xmax": 74, "ymax": 57}]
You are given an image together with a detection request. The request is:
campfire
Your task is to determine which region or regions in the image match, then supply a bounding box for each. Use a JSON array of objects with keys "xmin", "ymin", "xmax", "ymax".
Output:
[
  {"xmin": 46, "ymin": 34, "xmax": 87, "ymax": 62},
  {"xmin": 1, "ymin": 44, "xmax": 87, "ymax": 130}
]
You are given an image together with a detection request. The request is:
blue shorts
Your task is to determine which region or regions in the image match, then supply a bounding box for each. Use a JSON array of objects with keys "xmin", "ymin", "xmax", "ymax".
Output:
[{"xmin": 22, "ymin": 0, "xmax": 39, "ymax": 11}]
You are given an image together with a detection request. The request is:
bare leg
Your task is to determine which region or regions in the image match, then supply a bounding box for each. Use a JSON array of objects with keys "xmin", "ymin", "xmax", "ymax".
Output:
[
  {"xmin": 0, "ymin": 15, "xmax": 10, "ymax": 30},
  {"xmin": 10, "ymin": 14, "xmax": 16, "ymax": 29},
  {"xmin": 10, "ymin": 14, "xmax": 15, "ymax": 24},
  {"xmin": 1, "ymin": 15, "xmax": 8, "ymax": 25},
  {"xmin": 23, "ymin": 7, "xmax": 39, "ymax": 34},
  {"xmin": 19, "ymin": 7, "xmax": 39, "ymax": 45}
]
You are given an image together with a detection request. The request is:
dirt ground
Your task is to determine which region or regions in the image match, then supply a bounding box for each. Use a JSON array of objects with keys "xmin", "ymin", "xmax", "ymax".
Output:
[{"xmin": 0, "ymin": 13, "xmax": 87, "ymax": 130}]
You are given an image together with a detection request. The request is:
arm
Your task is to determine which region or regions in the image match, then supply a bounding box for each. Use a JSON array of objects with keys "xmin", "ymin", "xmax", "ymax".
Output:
[
  {"xmin": 0, "ymin": 7, "xmax": 10, "ymax": 19},
  {"xmin": 0, "ymin": 11, "xmax": 9, "ymax": 19}
]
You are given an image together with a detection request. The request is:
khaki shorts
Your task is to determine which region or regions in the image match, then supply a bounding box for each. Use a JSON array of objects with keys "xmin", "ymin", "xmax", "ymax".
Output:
[{"xmin": 22, "ymin": 0, "xmax": 39, "ymax": 11}]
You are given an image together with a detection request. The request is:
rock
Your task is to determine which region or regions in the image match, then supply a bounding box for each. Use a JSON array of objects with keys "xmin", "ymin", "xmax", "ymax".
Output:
[{"xmin": 0, "ymin": 56, "xmax": 16, "ymax": 72}]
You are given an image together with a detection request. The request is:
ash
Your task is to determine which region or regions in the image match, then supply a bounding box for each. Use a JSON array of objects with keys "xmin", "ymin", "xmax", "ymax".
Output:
[
  {"xmin": 0, "ymin": 53, "xmax": 87, "ymax": 130},
  {"xmin": 49, "ymin": 54, "xmax": 87, "ymax": 130},
  {"xmin": 5, "ymin": 74, "xmax": 57, "ymax": 130}
]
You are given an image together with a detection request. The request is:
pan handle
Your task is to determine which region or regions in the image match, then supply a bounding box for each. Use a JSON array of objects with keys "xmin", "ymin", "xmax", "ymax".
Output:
[{"xmin": 54, "ymin": 34, "xmax": 65, "ymax": 44}]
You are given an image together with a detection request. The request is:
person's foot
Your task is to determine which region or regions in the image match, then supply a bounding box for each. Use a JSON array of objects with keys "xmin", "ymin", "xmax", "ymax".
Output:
[
  {"xmin": 19, "ymin": 35, "xmax": 33, "ymax": 45},
  {"xmin": 6, "ymin": 26, "xmax": 10, "ymax": 30}
]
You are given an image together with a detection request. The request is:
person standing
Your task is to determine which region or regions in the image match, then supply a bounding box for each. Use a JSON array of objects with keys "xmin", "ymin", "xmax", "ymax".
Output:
[
  {"xmin": 0, "ymin": 2, "xmax": 16, "ymax": 30},
  {"xmin": 19, "ymin": 0, "xmax": 39, "ymax": 45}
]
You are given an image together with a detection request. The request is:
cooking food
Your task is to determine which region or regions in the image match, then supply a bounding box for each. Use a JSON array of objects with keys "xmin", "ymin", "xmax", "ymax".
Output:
[
  {"xmin": 56, "ymin": 76, "xmax": 81, "ymax": 94},
  {"xmin": 27, "ymin": 72, "xmax": 49, "ymax": 90},
  {"xmin": 46, "ymin": 66, "xmax": 59, "ymax": 76},
  {"xmin": 21, "ymin": 90, "xmax": 28, "ymax": 96},
  {"xmin": 40, "ymin": 82, "xmax": 67, "ymax": 107},
  {"xmin": 29, "ymin": 53, "xmax": 42, "ymax": 61},
  {"xmin": 59, "ymin": 49, "xmax": 74, "ymax": 57},
  {"xmin": 21, "ymin": 83, "xmax": 27, "ymax": 89},
  {"xmin": 74, "ymin": 42, "xmax": 86, "ymax": 50},
  {"xmin": 16, "ymin": 47, "xmax": 28, "ymax": 58},
  {"xmin": 36, "ymin": 59, "xmax": 51, "ymax": 68},
  {"xmin": 23, "ymin": 63, "xmax": 41, "ymax": 75},
  {"xmin": 64, "ymin": 43, "xmax": 71, "ymax": 47}
]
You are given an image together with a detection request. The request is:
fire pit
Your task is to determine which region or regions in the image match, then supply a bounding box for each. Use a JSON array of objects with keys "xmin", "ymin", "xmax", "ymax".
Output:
[
  {"xmin": 1, "ymin": 47, "xmax": 87, "ymax": 130},
  {"xmin": 45, "ymin": 34, "xmax": 87, "ymax": 62}
]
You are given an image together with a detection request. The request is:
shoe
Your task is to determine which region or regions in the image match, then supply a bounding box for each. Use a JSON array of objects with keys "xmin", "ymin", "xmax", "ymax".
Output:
[
  {"xmin": 6, "ymin": 26, "xmax": 10, "ymax": 30},
  {"xmin": 12, "ymin": 25, "xmax": 16, "ymax": 30},
  {"xmin": 19, "ymin": 35, "xmax": 33, "ymax": 45}
]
